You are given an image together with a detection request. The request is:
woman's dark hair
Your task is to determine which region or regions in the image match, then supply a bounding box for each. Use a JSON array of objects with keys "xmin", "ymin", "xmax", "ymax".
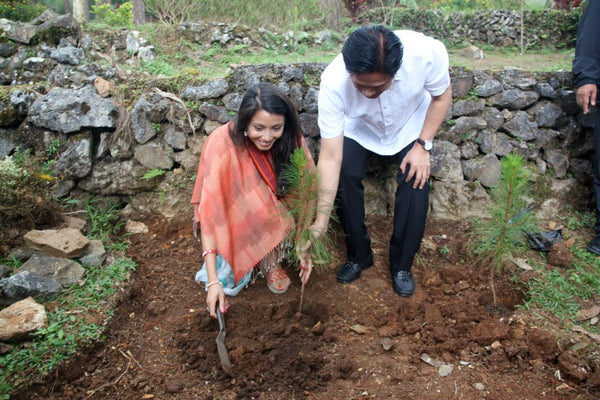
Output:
[
  {"xmin": 342, "ymin": 25, "xmax": 403, "ymax": 76},
  {"xmin": 230, "ymin": 82, "xmax": 303, "ymax": 191}
]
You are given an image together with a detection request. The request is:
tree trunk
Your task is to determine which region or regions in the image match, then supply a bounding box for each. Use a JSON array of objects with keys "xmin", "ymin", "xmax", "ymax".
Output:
[
  {"xmin": 321, "ymin": 0, "xmax": 342, "ymax": 30},
  {"xmin": 132, "ymin": 0, "xmax": 146, "ymax": 25},
  {"xmin": 63, "ymin": 0, "xmax": 71, "ymax": 15},
  {"xmin": 72, "ymin": 0, "xmax": 90, "ymax": 23}
]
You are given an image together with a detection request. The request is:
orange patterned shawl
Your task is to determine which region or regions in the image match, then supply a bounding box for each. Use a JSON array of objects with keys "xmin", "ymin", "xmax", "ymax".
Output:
[{"xmin": 192, "ymin": 122, "xmax": 310, "ymax": 284}]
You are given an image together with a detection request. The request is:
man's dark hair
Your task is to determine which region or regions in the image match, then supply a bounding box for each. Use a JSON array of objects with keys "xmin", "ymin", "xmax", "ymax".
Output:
[{"xmin": 342, "ymin": 25, "xmax": 403, "ymax": 76}]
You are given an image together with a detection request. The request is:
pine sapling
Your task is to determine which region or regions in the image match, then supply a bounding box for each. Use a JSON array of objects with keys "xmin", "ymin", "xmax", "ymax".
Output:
[
  {"xmin": 469, "ymin": 154, "xmax": 537, "ymax": 306},
  {"xmin": 281, "ymin": 148, "xmax": 335, "ymax": 312}
]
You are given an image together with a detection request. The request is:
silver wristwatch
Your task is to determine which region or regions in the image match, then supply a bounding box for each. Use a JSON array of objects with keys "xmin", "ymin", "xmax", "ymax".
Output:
[{"xmin": 416, "ymin": 138, "xmax": 433, "ymax": 151}]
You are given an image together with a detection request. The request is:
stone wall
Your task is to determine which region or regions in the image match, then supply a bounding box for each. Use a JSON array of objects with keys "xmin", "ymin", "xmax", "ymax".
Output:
[
  {"xmin": 0, "ymin": 12, "xmax": 594, "ymax": 223},
  {"xmin": 361, "ymin": 8, "xmax": 581, "ymax": 49},
  {"xmin": 3, "ymin": 62, "xmax": 591, "ymax": 222}
]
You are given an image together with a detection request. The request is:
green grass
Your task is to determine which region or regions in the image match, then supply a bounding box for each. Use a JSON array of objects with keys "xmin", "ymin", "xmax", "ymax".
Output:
[
  {"xmin": 525, "ymin": 252, "xmax": 600, "ymax": 321},
  {"xmin": 523, "ymin": 209, "xmax": 600, "ymax": 335}
]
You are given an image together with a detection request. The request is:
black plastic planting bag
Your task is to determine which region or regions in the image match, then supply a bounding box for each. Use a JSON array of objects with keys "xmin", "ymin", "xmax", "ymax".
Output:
[{"xmin": 526, "ymin": 229, "xmax": 563, "ymax": 252}]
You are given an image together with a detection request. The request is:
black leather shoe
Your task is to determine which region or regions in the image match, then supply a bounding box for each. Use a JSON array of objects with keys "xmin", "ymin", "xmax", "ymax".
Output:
[
  {"xmin": 392, "ymin": 270, "xmax": 415, "ymax": 297},
  {"xmin": 336, "ymin": 255, "xmax": 373, "ymax": 283},
  {"xmin": 587, "ymin": 237, "xmax": 600, "ymax": 256}
]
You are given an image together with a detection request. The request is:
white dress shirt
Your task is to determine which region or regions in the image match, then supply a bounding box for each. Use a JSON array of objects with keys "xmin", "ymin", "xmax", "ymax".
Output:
[{"xmin": 318, "ymin": 30, "xmax": 450, "ymax": 156}]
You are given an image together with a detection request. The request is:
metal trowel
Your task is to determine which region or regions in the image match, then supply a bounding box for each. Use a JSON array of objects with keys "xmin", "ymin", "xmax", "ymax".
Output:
[{"xmin": 216, "ymin": 303, "xmax": 233, "ymax": 375}]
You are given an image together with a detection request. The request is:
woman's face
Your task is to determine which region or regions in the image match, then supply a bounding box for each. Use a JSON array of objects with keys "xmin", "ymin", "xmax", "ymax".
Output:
[{"xmin": 246, "ymin": 109, "xmax": 285, "ymax": 151}]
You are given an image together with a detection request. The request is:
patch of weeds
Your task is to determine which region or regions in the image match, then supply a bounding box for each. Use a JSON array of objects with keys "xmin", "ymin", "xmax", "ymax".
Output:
[
  {"xmin": 561, "ymin": 209, "xmax": 596, "ymax": 232},
  {"xmin": 0, "ymin": 149, "xmax": 61, "ymax": 228},
  {"xmin": 90, "ymin": 0, "xmax": 133, "ymax": 28},
  {"xmin": 525, "ymin": 252, "xmax": 600, "ymax": 325},
  {"xmin": 141, "ymin": 56, "xmax": 178, "ymax": 77},
  {"xmin": 46, "ymin": 139, "xmax": 62, "ymax": 157},
  {"xmin": 141, "ymin": 168, "xmax": 166, "ymax": 180},
  {"xmin": 86, "ymin": 198, "xmax": 125, "ymax": 243},
  {"xmin": 0, "ymin": 255, "xmax": 21, "ymax": 270}
]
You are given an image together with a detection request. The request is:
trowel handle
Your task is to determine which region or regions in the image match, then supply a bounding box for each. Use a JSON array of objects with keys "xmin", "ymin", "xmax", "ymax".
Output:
[{"xmin": 216, "ymin": 303, "xmax": 226, "ymax": 332}]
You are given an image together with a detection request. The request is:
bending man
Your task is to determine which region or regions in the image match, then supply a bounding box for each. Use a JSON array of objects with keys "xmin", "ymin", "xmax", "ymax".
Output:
[{"xmin": 314, "ymin": 25, "xmax": 452, "ymax": 297}]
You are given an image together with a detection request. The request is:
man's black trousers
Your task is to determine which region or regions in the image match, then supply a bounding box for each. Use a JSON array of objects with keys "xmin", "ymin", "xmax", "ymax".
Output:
[{"xmin": 335, "ymin": 137, "xmax": 430, "ymax": 274}]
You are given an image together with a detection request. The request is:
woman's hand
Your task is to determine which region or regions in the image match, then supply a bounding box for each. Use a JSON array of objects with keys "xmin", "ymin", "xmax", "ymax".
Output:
[
  {"xmin": 299, "ymin": 254, "xmax": 313, "ymax": 284},
  {"xmin": 298, "ymin": 239, "xmax": 314, "ymax": 284},
  {"xmin": 206, "ymin": 284, "xmax": 228, "ymax": 319}
]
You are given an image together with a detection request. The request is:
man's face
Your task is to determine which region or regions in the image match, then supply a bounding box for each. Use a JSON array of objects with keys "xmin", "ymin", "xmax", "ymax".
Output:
[{"xmin": 350, "ymin": 72, "xmax": 394, "ymax": 99}]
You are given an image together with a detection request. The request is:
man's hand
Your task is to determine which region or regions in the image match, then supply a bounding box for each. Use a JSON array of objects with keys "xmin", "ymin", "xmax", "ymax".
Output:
[
  {"xmin": 577, "ymin": 83, "xmax": 597, "ymax": 114},
  {"xmin": 400, "ymin": 145, "xmax": 431, "ymax": 189}
]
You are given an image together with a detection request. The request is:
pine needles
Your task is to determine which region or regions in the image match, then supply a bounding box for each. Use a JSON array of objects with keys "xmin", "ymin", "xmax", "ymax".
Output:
[
  {"xmin": 469, "ymin": 154, "xmax": 538, "ymax": 305},
  {"xmin": 281, "ymin": 148, "xmax": 335, "ymax": 311}
]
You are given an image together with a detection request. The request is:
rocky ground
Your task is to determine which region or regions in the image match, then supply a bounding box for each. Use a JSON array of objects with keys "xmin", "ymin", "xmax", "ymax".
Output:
[{"xmin": 9, "ymin": 213, "xmax": 600, "ymax": 400}]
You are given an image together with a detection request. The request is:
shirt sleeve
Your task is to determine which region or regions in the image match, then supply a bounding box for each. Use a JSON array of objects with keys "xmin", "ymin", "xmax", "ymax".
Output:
[
  {"xmin": 424, "ymin": 38, "xmax": 451, "ymax": 97},
  {"xmin": 572, "ymin": 1, "xmax": 600, "ymax": 88},
  {"xmin": 317, "ymin": 79, "xmax": 345, "ymax": 139}
]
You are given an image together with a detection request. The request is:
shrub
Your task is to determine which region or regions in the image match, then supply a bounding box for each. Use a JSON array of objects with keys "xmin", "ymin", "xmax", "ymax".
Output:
[
  {"xmin": 0, "ymin": 0, "xmax": 45, "ymax": 22},
  {"xmin": 0, "ymin": 150, "xmax": 61, "ymax": 230},
  {"xmin": 91, "ymin": 0, "xmax": 133, "ymax": 27}
]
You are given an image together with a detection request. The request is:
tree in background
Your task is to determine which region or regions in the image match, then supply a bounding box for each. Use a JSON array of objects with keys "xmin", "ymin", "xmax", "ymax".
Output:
[
  {"xmin": 131, "ymin": 0, "xmax": 144, "ymax": 24},
  {"xmin": 322, "ymin": 0, "xmax": 343, "ymax": 29},
  {"xmin": 72, "ymin": 0, "xmax": 89, "ymax": 22}
]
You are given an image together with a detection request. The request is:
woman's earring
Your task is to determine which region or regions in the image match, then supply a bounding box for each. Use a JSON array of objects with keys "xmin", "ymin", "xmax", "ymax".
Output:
[{"xmin": 243, "ymin": 130, "xmax": 247, "ymax": 137}]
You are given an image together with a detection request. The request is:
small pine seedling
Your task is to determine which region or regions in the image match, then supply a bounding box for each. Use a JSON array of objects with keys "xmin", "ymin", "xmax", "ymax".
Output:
[{"xmin": 469, "ymin": 154, "xmax": 538, "ymax": 305}]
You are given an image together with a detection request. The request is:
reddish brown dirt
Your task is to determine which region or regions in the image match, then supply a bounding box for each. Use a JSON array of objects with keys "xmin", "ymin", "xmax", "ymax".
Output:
[{"xmin": 12, "ymin": 214, "xmax": 600, "ymax": 400}]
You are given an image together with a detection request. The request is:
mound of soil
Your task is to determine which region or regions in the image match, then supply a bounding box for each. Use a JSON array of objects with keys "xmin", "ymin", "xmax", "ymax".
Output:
[{"xmin": 12, "ymin": 214, "xmax": 600, "ymax": 399}]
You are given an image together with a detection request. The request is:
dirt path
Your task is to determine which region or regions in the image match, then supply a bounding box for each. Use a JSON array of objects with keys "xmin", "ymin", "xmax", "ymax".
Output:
[{"xmin": 13, "ymin": 214, "xmax": 599, "ymax": 399}]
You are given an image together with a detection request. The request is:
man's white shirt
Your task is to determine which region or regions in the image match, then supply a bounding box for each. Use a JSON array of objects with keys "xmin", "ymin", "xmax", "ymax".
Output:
[{"xmin": 318, "ymin": 30, "xmax": 451, "ymax": 156}]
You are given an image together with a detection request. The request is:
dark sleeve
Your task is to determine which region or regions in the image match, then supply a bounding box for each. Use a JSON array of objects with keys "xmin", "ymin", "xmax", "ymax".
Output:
[{"xmin": 572, "ymin": 0, "xmax": 600, "ymax": 88}]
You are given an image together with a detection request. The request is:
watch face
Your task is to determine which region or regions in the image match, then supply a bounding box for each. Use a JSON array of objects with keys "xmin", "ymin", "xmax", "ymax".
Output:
[{"xmin": 424, "ymin": 141, "xmax": 433, "ymax": 151}]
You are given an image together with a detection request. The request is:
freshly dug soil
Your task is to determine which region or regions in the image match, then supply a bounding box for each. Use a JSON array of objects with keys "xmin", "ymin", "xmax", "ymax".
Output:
[{"xmin": 12, "ymin": 214, "xmax": 600, "ymax": 399}]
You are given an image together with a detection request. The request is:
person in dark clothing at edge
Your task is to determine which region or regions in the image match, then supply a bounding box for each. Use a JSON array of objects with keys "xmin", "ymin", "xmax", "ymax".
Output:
[{"xmin": 573, "ymin": 0, "xmax": 600, "ymax": 255}]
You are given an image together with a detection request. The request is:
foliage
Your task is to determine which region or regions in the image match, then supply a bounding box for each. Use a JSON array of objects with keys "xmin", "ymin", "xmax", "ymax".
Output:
[
  {"xmin": 0, "ymin": 0, "xmax": 45, "ymax": 22},
  {"xmin": 146, "ymin": 0, "xmax": 332, "ymax": 27},
  {"xmin": 141, "ymin": 55, "xmax": 178, "ymax": 77},
  {"xmin": 0, "ymin": 149, "xmax": 60, "ymax": 228},
  {"xmin": 85, "ymin": 198, "xmax": 125, "ymax": 243},
  {"xmin": 469, "ymin": 154, "xmax": 538, "ymax": 305},
  {"xmin": 525, "ymin": 251, "xmax": 600, "ymax": 322},
  {"xmin": 144, "ymin": 0, "xmax": 199, "ymax": 25},
  {"xmin": 91, "ymin": 0, "xmax": 133, "ymax": 28},
  {"xmin": 281, "ymin": 149, "xmax": 335, "ymax": 269},
  {"xmin": 0, "ymin": 257, "xmax": 136, "ymax": 397},
  {"xmin": 39, "ymin": 0, "xmax": 64, "ymax": 14},
  {"xmin": 141, "ymin": 168, "xmax": 166, "ymax": 180}
]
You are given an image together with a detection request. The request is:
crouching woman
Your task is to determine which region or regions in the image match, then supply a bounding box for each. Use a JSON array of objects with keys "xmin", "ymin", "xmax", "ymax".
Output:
[{"xmin": 191, "ymin": 82, "xmax": 314, "ymax": 318}]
